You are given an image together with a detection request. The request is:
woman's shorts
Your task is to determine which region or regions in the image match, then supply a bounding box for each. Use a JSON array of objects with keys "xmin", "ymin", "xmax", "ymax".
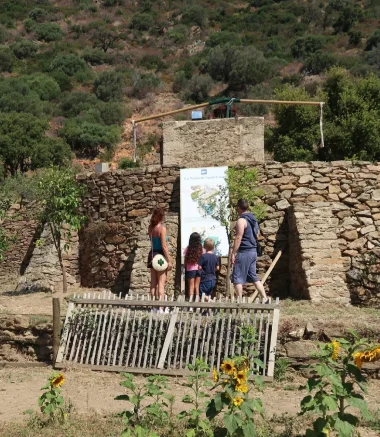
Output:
[
  {"xmin": 147, "ymin": 250, "xmax": 165, "ymax": 269},
  {"xmin": 186, "ymin": 270, "xmax": 201, "ymax": 279}
]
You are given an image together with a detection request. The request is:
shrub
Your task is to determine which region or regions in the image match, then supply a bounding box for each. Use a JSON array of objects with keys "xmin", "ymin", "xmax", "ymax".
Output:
[
  {"xmin": 366, "ymin": 44, "xmax": 380, "ymax": 70},
  {"xmin": 0, "ymin": 26, "xmax": 9, "ymax": 43},
  {"xmin": 0, "ymin": 46, "xmax": 15, "ymax": 72},
  {"xmin": 172, "ymin": 70, "xmax": 187, "ymax": 93},
  {"xmin": 24, "ymin": 18, "xmax": 36, "ymax": 33},
  {"xmin": 291, "ymin": 35, "xmax": 325, "ymax": 59},
  {"xmin": 93, "ymin": 70, "xmax": 126, "ymax": 102},
  {"xmin": 138, "ymin": 54, "xmax": 167, "ymax": 72},
  {"xmin": 24, "ymin": 73, "xmax": 61, "ymax": 101},
  {"xmin": 130, "ymin": 13, "xmax": 154, "ymax": 31},
  {"xmin": 90, "ymin": 27, "xmax": 120, "ymax": 53},
  {"xmin": 181, "ymin": 5, "xmax": 207, "ymax": 28},
  {"xmin": 348, "ymin": 30, "xmax": 362, "ymax": 46},
  {"xmin": 303, "ymin": 50, "xmax": 338, "ymax": 74},
  {"xmin": 60, "ymin": 118, "xmax": 121, "ymax": 157},
  {"xmin": 206, "ymin": 31, "xmax": 241, "ymax": 48},
  {"xmin": 131, "ymin": 72, "xmax": 160, "ymax": 99},
  {"xmin": 49, "ymin": 71, "xmax": 73, "ymax": 92},
  {"xmin": 183, "ymin": 74, "xmax": 213, "ymax": 103},
  {"xmin": 98, "ymin": 102, "xmax": 126, "ymax": 125},
  {"xmin": 366, "ymin": 29, "xmax": 380, "ymax": 51},
  {"xmin": 82, "ymin": 48, "xmax": 112, "ymax": 65},
  {"xmin": 34, "ymin": 23, "xmax": 64, "ymax": 42},
  {"xmin": 10, "ymin": 39, "xmax": 38, "ymax": 59},
  {"xmin": 165, "ymin": 25, "xmax": 188, "ymax": 44},
  {"xmin": 59, "ymin": 92, "xmax": 98, "ymax": 117},
  {"xmin": 49, "ymin": 54, "xmax": 88, "ymax": 76},
  {"xmin": 31, "ymin": 138, "xmax": 73, "ymax": 170},
  {"xmin": 118, "ymin": 158, "xmax": 139, "ymax": 169},
  {"xmin": 102, "ymin": 0, "xmax": 123, "ymax": 6},
  {"xmin": 29, "ymin": 7, "xmax": 47, "ymax": 22}
]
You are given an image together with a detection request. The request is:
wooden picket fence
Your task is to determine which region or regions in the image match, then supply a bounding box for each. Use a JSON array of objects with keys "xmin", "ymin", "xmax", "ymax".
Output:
[{"xmin": 55, "ymin": 292, "xmax": 280, "ymax": 379}]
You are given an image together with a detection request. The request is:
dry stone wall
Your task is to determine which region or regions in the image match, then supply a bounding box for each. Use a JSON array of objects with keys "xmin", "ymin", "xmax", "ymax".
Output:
[{"xmin": 1, "ymin": 160, "xmax": 379, "ymax": 305}]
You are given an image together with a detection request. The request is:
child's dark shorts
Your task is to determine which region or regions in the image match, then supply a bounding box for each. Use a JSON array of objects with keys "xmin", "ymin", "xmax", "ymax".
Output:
[
  {"xmin": 186, "ymin": 270, "xmax": 201, "ymax": 279},
  {"xmin": 199, "ymin": 279, "xmax": 216, "ymax": 297}
]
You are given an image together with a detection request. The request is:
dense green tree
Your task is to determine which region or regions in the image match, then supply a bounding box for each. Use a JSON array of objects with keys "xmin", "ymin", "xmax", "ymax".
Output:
[
  {"xmin": 130, "ymin": 13, "xmax": 154, "ymax": 31},
  {"xmin": 10, "ymin": 39, "xmax": 38, "ymax": 59},
  {"xmin": 59, "ymin": 91, "xmax": 98, "ymax": 117},
  {"xmin": 60, "ymin": 118, "xmax": 121, "ymax": 157},
  {"xmin": 131, "ymin": 72, "xmax": 160, "ymax": 99},
  {"xmin": 291, "ymin": 35, "xmax": 325, "ymax": 59},
  {"xmin": 366, "ymin": 44, "xmax": 380, "ymax": 70},
  {"xmin": 49, "ymin": 71, "xmax": 73, "ymax": 92},
  {"xmin": 332, "ymin": 2, "xmax": 363, "ymax": 33},
  {"xmin": 0, "ymin": 46, "xmax": 15, "ymax": 72},
  {"xmin": 181, "ymin": 5, "xmax": 208, "ymax": 28},
  {"xmin": 49, "ymin": 54, "xmax": 88, "ymax": 76},
  {"xmin": 183, "ymin": 74, "xmax": 213, "ymax": 103},
  {"xmin": 29, "ymin": 7, "xmax": 47, "ymax": 22},
  {"xmin": 24, "ymin": 73, "xmax": 60, "ymax": 100},
  {"xmin": 93, "ymin": 70, "xmax": 126, "ymax": 101},
  {"xmin": 366, "ymin": 29, "xmax": 380, "ymax": 51},
  {"xmin": 0, "ymin": 112, "xmax": 70, "ymax": 175},
  {"xmin": 34, "ymin": 23, "xmax": 64, "ymax": 42},
  {"xmin": 266, "ymin": 68, "xmax": 380, "ymax": 162},
  {"xmin": 207, "ymin": 45, "xmax": 277, "ymax": 89},
  {"xmin": 0, "ymin": 26, "xmax": 9, "ymax": 43},
  {"xmin": 303, "ymin": 51, "xmax": 338, "ymax": 74},
  {"xmin": 90, "ymin": 27, "xmax": 120, "ymax": 53}
]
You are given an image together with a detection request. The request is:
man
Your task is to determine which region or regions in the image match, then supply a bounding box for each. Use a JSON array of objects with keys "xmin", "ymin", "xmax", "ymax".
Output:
[{"xmin": 230, "ymin": 199, "xmax": 268, "ymax": 301}]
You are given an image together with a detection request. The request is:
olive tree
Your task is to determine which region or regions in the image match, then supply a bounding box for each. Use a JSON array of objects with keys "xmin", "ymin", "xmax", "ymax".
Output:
[{"xmin": 38, "ymin": 168, "xmax": 86, "ymax": 293}]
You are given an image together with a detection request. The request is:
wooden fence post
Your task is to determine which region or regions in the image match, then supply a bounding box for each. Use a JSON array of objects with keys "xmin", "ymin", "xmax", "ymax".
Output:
[{"xmin": 52, "ymin": 298, "xmax": 61, "ymax": 364}]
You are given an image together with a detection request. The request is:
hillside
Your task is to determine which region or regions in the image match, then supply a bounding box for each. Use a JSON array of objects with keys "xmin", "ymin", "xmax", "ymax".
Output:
[{"xmin": 0, "ymin": 0, "xmax": 380, "ymax": 173}]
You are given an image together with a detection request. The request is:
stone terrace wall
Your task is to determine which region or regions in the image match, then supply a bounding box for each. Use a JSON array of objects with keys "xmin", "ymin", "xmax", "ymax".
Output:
[
  {"xmin": 0, "ymin": 202, "xmax": 38, "ymax": 286},
  {"xmin": 1, "ymin": 160, "xmax": 378, "ymax": 305},
  {"xmin": 260, "ymin": 161, "xmax": 380, "ymax": 305}
]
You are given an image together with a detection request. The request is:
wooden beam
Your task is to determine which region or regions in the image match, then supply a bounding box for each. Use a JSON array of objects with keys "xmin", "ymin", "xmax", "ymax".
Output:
[
  {"xmin": 157, "ymin": 307, "xmax": 179, "ymax": 369},
  {"xmin": 134, "ymin": 102, "xmax": 209, "ymax": 123},
  {"xmin": 70, "ymin": 298, "xmax": 279, "ymax": 310},
  {"xmin": 240, "ymin": 99, "xmax": 323, "ymax": 106}
]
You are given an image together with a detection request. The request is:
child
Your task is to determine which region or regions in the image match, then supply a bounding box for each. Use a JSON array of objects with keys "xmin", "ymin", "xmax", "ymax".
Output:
[
  {"xmin": 184, "ymin": 232, "xmax": 203, "ymax": 304},
  {"xmin": 198, "ymin": 238, "xmax": 219, "ymax": 302}
]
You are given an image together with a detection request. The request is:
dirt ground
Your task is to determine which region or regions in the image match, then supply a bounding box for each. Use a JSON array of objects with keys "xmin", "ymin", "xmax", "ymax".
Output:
[{"xmin": 0, "ymin": 366, "xmax": 379, "ymax": 436}]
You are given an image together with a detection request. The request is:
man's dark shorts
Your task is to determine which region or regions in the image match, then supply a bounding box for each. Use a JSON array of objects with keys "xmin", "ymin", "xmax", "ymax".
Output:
[{"xmin": 231, "ymin": 250, "xmax": 259, "ymax": 284}]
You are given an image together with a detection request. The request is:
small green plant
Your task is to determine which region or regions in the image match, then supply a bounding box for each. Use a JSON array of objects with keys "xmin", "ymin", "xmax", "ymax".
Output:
[
  {"xmin": 38, "ymin": 373, "xmax": 66, "ymax": 423},
  {"xmin": 207, "ymin": 356, "xmax": 264, "ymax": 436},
  {"xmin": 177, "ymin": 359, "xmax": 214, "ymax": 437},
  {"xmin": 300, "ymin": 333, "xmax": 380, "ymax": 436},
  {"xmin": 118, "ymin": 158, "xmax": 140, "ymax": 169},
  {"xmin": 274, "ymin": 358, "xmax": 290, "ymax": 382},
  {"xmin": 115, "ymin": 373, "xmax": 173, "ymax": 436}
]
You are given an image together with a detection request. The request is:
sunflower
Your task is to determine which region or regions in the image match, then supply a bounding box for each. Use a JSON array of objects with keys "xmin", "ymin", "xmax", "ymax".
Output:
[
  {"xmin": 51, "ymin": 374, "xmax": 65, "ymax": 388},
  {"xmin": 220, "ymin": 360, "xmax": 236, "ymax": 376},
  {"xmin": 232, "ymin": 396, "xmax": 244, "ymax": 407},
  {"xmin": 236, "ymin": 369, "xmax": 248, "ymax": 384},
  {"xmin": 353, "ymin": 352, "xmax": 363, "ymax": 369},
  {"xmin": 236, "ymin": 382, "xmax": 248, "ymax": 393},
  {"xmin": 331, "ymin": 340, "xmax": 340, "ymax": 361},
  {"xmin": 213, "ymin": 368, "xmax": 219, "ymax": 383}
]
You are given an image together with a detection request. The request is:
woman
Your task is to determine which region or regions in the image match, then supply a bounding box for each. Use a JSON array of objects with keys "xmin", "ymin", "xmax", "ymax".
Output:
[{"xmin": 148, "ymin": 207, "xmax": 173, "ymax": 309}]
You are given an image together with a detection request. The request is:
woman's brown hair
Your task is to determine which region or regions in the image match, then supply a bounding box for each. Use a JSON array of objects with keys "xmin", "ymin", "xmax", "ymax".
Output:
[{"xmin": 150, "ymin": 207, "xmax": 165, "ymax": 228}]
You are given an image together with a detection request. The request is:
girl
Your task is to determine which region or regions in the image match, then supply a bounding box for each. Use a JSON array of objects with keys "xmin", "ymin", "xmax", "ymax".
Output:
[
  {"xmin": 184, "ymin": 232, "xmax": 203, "ymax": 305},
  {"xmin": 148, "ymin": 207, "xmax": 173, "ymax": 312}
]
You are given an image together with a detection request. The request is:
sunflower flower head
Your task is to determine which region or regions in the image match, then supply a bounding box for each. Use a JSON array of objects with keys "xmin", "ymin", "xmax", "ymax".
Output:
[
  {"xmin": 236, "ymin": 369, "xmax": 248, "ymax": 384},
  {"xmin": 232, "ymin": 396, "xmax": 244, "ymax": 407},
  {"xmin": 213, "ymin": 368, "xmax": 219, "ymax": 383},
  {"xmin": 331, "ymin": 340, "xmax": 340, "ymax": 361},
  {"xmin": 236, "ymin": 382, "xmax": 248, "ymax": 393},
  {"xmin": 220, "ymin": 360, "xmax": 236, "ymax": 376},
  {"xmin": 51, "ymin": 374, "xmax": 65, "ymax": 388},
  {"xmin": 353, "ymin": 352, "xmax": 363, "ymax": 369}
]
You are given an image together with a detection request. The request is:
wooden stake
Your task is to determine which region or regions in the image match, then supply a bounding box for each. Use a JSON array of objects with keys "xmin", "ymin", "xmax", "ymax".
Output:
[{"xmin": 52, "ymin": 298, "xmax": 60, "ymax": 364}]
